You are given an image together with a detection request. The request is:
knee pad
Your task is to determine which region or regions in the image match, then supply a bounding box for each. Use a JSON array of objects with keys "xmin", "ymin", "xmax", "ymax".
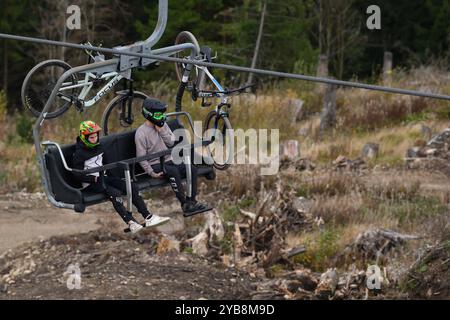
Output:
[
  {"xmin": 106, "ymin": 186, "xmax": 121, "ymax": 198},
  {"xmin": 169, "ymin": 177, "xmax": 179, "ymax": 191},
  {"xmin": 109, "ymin": 195, "xmax": 123, "ymax": 204}
]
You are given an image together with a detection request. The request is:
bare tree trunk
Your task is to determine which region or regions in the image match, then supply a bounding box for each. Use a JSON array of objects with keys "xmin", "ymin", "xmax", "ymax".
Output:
[
  {"xmin": 318, "ymin": 0, "xmax": 323, "ymax": 53},
  {"xmin": 315, "ymin": 0, "xmax": 329, "ymax": 93},
  {"xmin": 61, "ymin": 13, "xmax": 66, "ymax": 61},
  {"xmin": 337, "ymin": 11, "xmax": 344, "ymax": 79},
  {"xmin": 246, "ymin": 1, "xmax": 267, "ymax": 86},
  {"xmin": 383, "ymin": 51, "xmax": 393, "ymax": 85},
  {"xmin": 3, "ymin": 40, "xmax": 8, "ymax": 97},
  {"xmin": 2, "ymin": 0, "xmax": 7, "ymax": 96},
  {"xmin": 320, "ymin": 83, "xmax": 337, "ymax": 134},
  {"xmin": 316, "ymin": 54, "xmax": 329, "ymax": 78},
  {"xmin": 315, "ymin": 54, "xmax": 328, "ymax": 93}
]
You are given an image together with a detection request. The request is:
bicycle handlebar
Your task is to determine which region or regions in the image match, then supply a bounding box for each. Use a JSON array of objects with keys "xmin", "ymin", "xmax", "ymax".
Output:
[{"xmin": 197, "ymin": 84, "xmax": 254, "ymax": 98}]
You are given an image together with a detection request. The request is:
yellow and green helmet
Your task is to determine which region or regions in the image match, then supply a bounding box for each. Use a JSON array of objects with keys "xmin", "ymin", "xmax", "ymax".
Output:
[{"xmin": 79, "ymin": 120, "xmax": 101, "ymax": 148}]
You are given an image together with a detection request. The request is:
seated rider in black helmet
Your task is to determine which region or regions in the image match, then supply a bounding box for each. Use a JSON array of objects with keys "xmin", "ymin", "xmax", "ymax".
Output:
[
  {"xmin": 135, "ymin": 98, "xmax": 212, "ymax": 217},
  {"xmin": 73, "ymin": 120, "xmax": 170, "ymax": 233}
]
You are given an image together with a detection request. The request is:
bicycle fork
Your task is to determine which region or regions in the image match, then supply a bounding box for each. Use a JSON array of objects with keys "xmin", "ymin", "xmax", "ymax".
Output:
[
  {"xmin": 212, "ymin": 102, "xmax": 230, "ymax": 142},
  {"xmin": 119, "ymin": 80, "xmax": 135, "ymax": 126}
]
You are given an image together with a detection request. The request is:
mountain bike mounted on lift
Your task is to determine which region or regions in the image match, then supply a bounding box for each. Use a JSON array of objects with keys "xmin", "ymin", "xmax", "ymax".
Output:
[
  {"xmin": 19, "ymin": 0, "xmax": 239, "ymax": 214},
  {"xmin": 174, "ymin": 31, "xmax": 253, "ymax": 170}
]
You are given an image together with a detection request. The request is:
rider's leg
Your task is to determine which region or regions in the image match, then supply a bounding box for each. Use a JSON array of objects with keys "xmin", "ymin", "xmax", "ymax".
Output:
[
  {"xmin": 104, "ymin": 176, "xmax": 152, "ymax": 219},
  {"xmin": 177, "ymin": 161, "xmax": 198, "ymax": 202},
  {"xmin": 152, "ymin": 161, "xmax": 211, "ymax": 215},
  {"xmin": 166, "ymin": 161, "xmax": 211, "ymax": 215},
  {"xmin": 84, "ymin": 178, "xmax": 133, "ymax": 223},
  {"xmin": 152, "ymin": 161, "xmax": 187, "ymax": 205}
]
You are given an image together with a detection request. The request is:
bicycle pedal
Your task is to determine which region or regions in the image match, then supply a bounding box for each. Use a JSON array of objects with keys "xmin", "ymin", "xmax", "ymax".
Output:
[{"xmin": 74, "ymin": 99, "xmax": 84, "ymax": 111}]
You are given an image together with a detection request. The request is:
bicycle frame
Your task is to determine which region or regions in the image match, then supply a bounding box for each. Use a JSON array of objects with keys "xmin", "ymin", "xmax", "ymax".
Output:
[
  {"xmin": 195, "ymin": 65, "xmax": 231, "ymax": 116},
  {"xmin": 58, "ymin": 70, "xmax": 124, "ymax": 108}
]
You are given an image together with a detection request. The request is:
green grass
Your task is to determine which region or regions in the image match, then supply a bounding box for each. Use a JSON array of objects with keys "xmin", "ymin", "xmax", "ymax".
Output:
[
  {"xmin": 15, "ymin": 113, "xmax": 34, "ymax": 143},
  {"xmin": 222, "ymin": 205, "xmax": 240, "ymax": 223},
  {"xmin": 218, "ymin": 238, "xmax": 233, "ymax": 255},
  {"xmin": 183, "ymin": 247, "xmax": 194, "ymax": 254},
  {"xmin": 294, "ymin": 227, "xmax": 341, "ymax": 272},
  {"xmin": 403, "ymin": 112, "xmax": 430, "ymax": 124},
  {"xmin": 238, "ymin": 197, "xmax": 256, "ymax": 208},
  {"xmin": 363, "ymin": 194, "xmax": 447, "ymax": 229},
  {"xmin": 419, "ymin": 265, "xmax": 428, "ymax": 273},
  {"xmin": 268, "ymin": 263, "xmax": 287, "ymax": 277},
  {"xmin": 296, "ymin": 185, "xmax": 310, "ymax": 198},
  {"xmin": 379, "ymin": 133, "xmax": 405, "ymax": 146},
  {"xmin": 368, "ymin": 154, "xmax": 404, "ymax": 167}
]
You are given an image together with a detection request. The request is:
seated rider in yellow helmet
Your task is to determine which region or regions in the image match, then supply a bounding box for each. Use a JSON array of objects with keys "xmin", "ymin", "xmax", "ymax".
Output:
[{"xmin": 72, "ymin": 120, "xmax": 170, "ymax": 233}]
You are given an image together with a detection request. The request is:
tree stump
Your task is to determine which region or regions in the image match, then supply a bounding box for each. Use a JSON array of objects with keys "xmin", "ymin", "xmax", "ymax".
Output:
[
  {"xmin": 361, "ymin": 143, "xmax": 380, "ymax": 159},
  {"xmin": 280, "ymin": 140, "xmax": 300, "ymax": 160},
  {"xmin": 287, "ymin": 98, "xmax": 304, "ymax": 123}
]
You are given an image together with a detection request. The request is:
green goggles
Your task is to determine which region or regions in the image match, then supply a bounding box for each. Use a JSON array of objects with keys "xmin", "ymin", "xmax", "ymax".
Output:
[{"xmin": 152, "ymin": 112, "xmax": 166, "ymax": 120}]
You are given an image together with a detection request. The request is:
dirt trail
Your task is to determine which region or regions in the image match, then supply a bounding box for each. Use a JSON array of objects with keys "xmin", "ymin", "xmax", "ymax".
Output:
[
  {"xmin": 0, "ymin": 192, "xmax": 256, "ymax": 299},
  {"xmin": 0, "ymin": 193, "xmax": 111, "ymax": 254},
  {"xmin": 0, "ymin": 192, "xmax": 188, "ymax": 254}
]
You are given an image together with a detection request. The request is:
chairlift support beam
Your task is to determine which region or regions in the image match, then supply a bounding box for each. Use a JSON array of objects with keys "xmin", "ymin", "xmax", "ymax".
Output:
[{"xmin": 0, "ymin": 31, "xmax": 448, "ymax": 101}]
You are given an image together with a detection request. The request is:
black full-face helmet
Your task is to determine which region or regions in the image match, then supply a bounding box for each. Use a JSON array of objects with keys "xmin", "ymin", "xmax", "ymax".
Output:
[{"xmin": 142, "ymin": 98, "xmax": 167, "ymax": 127}]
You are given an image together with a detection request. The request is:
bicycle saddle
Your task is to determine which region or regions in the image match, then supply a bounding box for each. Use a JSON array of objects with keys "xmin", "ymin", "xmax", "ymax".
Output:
[{"xmin": 200, "ymin": 46, "xmax": 212, "ymax": 62}]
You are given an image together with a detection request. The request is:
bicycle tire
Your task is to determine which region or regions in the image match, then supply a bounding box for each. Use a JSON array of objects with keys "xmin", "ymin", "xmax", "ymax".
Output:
[
  {"xmin": 21, "ymin": 59, "xmax": 78, "ymax": 119},
  {"xmin": 203, "ymin": 110, "xmax": 233, "ymax": 170},
  {"xmin": 101, "ymin": 91, "xmax": 149, "ymax": 136},
  {"xmin": 174, "ymin": 31, "xmax": 203, "ymax": 91}
]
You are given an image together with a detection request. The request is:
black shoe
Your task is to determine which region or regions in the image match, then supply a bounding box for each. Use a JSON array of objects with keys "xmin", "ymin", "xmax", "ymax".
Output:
[{"xmin": 182, "ymin": 201, "xmax": 212, "ymax": 217}]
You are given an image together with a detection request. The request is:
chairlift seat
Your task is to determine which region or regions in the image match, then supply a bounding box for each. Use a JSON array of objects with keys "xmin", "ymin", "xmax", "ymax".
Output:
[{"xmin": 43, "ymin": 119, "xmax": 215, "ymax": 212}]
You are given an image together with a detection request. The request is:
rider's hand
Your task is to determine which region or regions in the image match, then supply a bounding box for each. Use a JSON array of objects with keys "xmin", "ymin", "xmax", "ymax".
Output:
[
  {"xmin": 150, "ymin": 171, "xmax": 164, "ymax": 178},
  {"xmin": 154, "ymin": 125, "xmax": 163, "ymax": 133}
]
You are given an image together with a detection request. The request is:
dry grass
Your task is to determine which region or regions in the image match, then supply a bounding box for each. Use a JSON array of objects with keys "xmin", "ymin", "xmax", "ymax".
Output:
[
  {"xmin": 295, "ymin": 65, "xmax": 449, "ymax": 165},
  {"xmin": 299, "ymin": 170, "xmax": 446, "ymax": 229},
  {"xmin": 296, "ymin": 172, "xmax": 365, "ymax": 197},
  {"xmin": 310, "ymin": 194, "xmax": 365, "ymax": 226},
  {"xmin": 300, "ymin": 119, "xmax": 450, "ymax": 164},
  {"xmin": 180, "ymin": 90, "xmax": 300, "ymax": 140},
  {"xmin": 337, "ymin": 65, "xmax": 449, "ymax": 130},
  {"xmin": 338, "ymin": 93, "xmax": 430, "ymax": 130},
  {"xmin": 282, "ymin": 169, "xmax": 448, "ymax": 271},
  {"xmin": 0, "ymin": 142, "xmax": 41, "ymax": 192}
]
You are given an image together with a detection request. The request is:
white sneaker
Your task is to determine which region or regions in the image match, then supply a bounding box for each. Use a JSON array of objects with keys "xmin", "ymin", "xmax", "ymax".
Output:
[
  {"xmin": 145, "ymin": 214, "xmax": 170, "ymax": 227},
  {"xmin": 129, "ymin": 220, "xmax": 144, "ymax": 233}
]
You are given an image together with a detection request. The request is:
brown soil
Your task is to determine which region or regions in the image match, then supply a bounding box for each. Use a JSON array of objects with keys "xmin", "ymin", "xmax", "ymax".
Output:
[{"xmin": 0, "ymin": 193, "xmax": 256, "ymax": 299}]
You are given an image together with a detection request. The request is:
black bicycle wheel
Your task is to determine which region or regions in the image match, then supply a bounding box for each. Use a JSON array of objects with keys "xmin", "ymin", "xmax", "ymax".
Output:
[
  {"xmin": 174, "ymin": 31, "xmax": 202, "ymax": 91},
  {"xmin": 21, "ymin": 60, "xmax": 78, "ymax": 119},
  {"xmin": 203, "ymin": 110, "xmax": 233, "ymax": 170},
  {"xmin": 101, "ymin": 91, "xmax": 149, "ymax": 135}
]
